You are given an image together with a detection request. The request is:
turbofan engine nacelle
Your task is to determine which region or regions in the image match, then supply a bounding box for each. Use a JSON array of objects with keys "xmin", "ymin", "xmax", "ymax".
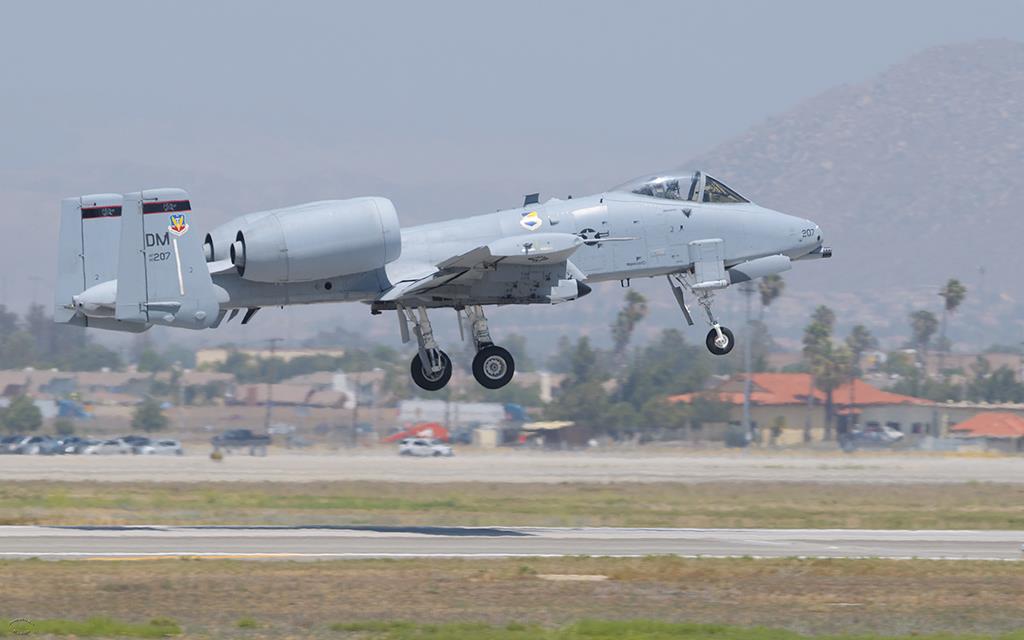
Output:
[
  {"xmin": 228, "ymin": 197, "xmax": 402, "ymax": 283},
  {"xmin": 205, "ymin": 211, "xmax": 275, "ymax": 263}
]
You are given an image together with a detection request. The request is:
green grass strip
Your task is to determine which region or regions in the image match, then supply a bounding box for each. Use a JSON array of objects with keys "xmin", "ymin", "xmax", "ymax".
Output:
[
  {"xmin": 0, "ymin": 616, "xmax": 179, "ymax": 637},
  {"xmin": 327, "ymin": 620, "xmax": 1024, "ymax": 640}
]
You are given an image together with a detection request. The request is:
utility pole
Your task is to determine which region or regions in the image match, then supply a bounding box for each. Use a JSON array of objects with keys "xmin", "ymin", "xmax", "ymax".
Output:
[
  {"xmin": 28, "ymin": 276, "xmax": 43, "ymax": 307},
  {"xmin": 350, "ymin": 381, "xmax": 359, "ymax": 448},
  {"xmin": 264, "ymin": 338, "xmax": 282, "ymax": 432},
  {"xmin": 740, "ymin": 283, "xmax": 755, "ymax": 444}
]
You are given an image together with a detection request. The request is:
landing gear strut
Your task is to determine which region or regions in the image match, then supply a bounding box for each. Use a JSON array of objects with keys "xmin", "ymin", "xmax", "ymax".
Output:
[
  {"xmin": 668, "ymin": 274, "xmax": 735, "ymax": 356},
  {"xmin": 399, "ymin": 306, "xmax": 453, "ymax": 391},
  {"xmin": 463, "ymin": 305, "xmax": 515, "ymax": 389},
  {"xmin": 397, "ymin": 304, "xmax": 516, "ymax": 391}
]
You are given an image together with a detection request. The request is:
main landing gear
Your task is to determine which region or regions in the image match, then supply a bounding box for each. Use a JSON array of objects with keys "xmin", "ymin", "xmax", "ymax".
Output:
[
  {"xmin": 464, "ymin": 306, "xmax": 515, "ymax": 389},
  {"xmin": 668, "ymin": 273, "xmax": 735, "ymax": 356},
  {"xmin": 398, "ymin": 305, "xmax": 515, "ymax": 392},
  {"xmin": 401, "ymin": 306, "xmax": 453, "ymax": 391}
]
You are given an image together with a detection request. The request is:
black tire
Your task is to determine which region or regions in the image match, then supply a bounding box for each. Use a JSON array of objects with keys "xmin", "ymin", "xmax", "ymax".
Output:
[
  {"xmin": 706, "ymin": 326, "xmax": 735, "ymax": 356},
  {"xmin": 411, "ymin": 351, "xmax": 453, "ymax": 391},
  {"xmin": 472, "ymin": 345, "xmax": 515, "ymax": 389}
]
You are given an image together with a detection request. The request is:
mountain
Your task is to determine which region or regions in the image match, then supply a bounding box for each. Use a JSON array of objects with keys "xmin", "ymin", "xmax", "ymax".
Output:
[{"xmin": 686, "ymin": 39, "xmax": 1024, "ymax": 344}]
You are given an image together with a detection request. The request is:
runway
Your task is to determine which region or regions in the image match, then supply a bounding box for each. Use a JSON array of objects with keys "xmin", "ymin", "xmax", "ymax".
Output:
[{"xmin": 0, "ymin": 526, "xmax": 1019, "ymax": 561}]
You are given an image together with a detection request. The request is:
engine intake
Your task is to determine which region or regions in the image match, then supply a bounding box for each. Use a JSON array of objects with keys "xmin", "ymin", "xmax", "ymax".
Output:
[{"xmin": 228, "ymin": 197, "xmax": 401, "ymax": 283}]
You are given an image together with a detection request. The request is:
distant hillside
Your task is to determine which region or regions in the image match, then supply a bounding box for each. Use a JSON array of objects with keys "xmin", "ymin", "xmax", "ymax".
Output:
[
  {"xmin": 694, "ymin": 39, "xmax": 1024, "ymax": 281},
  {"xmin": 685, "ymin": 40, "xmax": 1024, "ymax": 336}
]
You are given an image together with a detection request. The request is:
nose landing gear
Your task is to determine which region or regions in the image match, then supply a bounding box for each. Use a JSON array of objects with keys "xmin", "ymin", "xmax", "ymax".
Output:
[
  {"xmin": 705, "ymin": 325, "xmax": 735, "ymax": 356},
  {"xmin": 668, "ymin": 273, "xmax": 735, "ymax": 356}
]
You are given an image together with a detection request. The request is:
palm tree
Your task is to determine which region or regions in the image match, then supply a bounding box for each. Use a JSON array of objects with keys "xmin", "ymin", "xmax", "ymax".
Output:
[
  {"xmin": 802, "ymin": 305, "xmax": 836, "ymax": 441},
  {"xmin": 845, "ymin": 325, "xmax": 878, "ymax": 377},
  {"xmin": 611, "ymin": 290, "xmax": 649, "ymax": 358},
  {"xmin": 844, "ymin": 325, "xmax": 878, "ymax": 431},
  {"xmin": 810, "ymin": 342, "xmax": 852, "ymax": 441},
  {"xmin": 758, "ymin": 274, "xmax": 786, "ymax": 318},
  {"xmin": 742, "ymin": 274, "xmax": 785, "ymax": 441},
  {"xmin": 937, "ymin": 279, "xmax": 967, "ymax": 376},
  {"xmin": 909, "ymin": 310, "xmax": 939, "ymax": 369}
]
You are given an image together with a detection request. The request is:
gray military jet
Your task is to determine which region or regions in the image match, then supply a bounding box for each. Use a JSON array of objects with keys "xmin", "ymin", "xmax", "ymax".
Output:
[{"xmin": 55, "ymin": 170, "xmax": 830, "ymax": 391}]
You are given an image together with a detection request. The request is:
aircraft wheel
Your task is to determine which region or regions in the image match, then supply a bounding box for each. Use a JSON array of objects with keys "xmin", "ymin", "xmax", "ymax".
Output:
[
  {"xmin": 705, "ymin": 326, "xmax": 735, "ymax": 356},
  {"xmin": 411, "ymin": 351, "xmax": 453, "ymax": 391},
  {"xmin": 472, "ymin": 345, "xmax": 515, "ymax": 389}
]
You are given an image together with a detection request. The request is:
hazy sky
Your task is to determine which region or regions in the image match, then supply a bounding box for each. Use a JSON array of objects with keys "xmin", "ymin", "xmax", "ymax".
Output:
[{"xmin": 1, "ymin": 0, "xmax": 1023, "ymax": 345}]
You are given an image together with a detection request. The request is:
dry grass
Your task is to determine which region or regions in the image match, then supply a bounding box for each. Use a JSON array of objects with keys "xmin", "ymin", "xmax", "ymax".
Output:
[
  {"xmin": 0, "ymin": 557, "xmax": 1022, "ymax": 638},
  {"xmin": 1, "ymin": 480, "xmax": 1023, "ymax": 529}
]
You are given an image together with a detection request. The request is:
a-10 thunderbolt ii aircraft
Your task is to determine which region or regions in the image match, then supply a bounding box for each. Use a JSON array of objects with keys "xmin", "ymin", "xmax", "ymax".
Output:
[{"xmin": 55, "ymin": 170, "xmax": 830, "ymax": 391}]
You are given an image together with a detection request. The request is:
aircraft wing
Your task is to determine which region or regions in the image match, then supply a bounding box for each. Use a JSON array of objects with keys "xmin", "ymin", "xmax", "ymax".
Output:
[{"xmin": 378, "ymin": 232, "xmax": 588, "ymax": 306}]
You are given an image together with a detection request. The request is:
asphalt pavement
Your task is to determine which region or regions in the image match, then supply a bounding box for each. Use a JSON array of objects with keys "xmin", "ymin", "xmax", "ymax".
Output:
[
  {"xmin": 2, "ymin": 451, "xmax": 1022, "ymax": 484},
  {"xmin": 0, "ymin": 526, "xmax": 1019, "ymax": 561}
]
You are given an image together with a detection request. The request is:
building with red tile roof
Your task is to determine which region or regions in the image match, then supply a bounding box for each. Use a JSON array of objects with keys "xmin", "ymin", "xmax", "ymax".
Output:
[
  {"xmin": 951, "ymin": 412, "xmax": 1024, "ymax": 436},
  {"xmin": 950, "ymin": 412, "xmax": 1024, "ymax": 453},
  {"xmin": 668, "ymin": 373, "xmax": 934, "ymax": 444},
  {"xmin": 668, "ymin": 373, "xmax": 930, "ymax": 408}
]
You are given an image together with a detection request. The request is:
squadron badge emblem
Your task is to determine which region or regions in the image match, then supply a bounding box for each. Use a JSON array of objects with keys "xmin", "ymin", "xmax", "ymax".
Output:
[
  {"xmin": 519, "ymin": 211, "xmax": 543, "ymax": 231},
  {"xmin": 168, "ymin": 214, "xmax": 189, "ymax": 237}
]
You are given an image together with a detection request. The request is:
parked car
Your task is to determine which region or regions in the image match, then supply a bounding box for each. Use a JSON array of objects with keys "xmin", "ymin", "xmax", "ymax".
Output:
[
  {"xmin": 120, "ymin": 435, "xmax": 152, "ymax": 453},
  {"xmin": 13, "ymin": 435, "xmax": 63, "ymax": 455},
  {"xmin": 137, "ymin": 439, "xmax": 184, "ymax": 455},
  {"xmin": 840, "ymin": 424, "xmax": 905, "ymax": 452},
  {"xmin": 398, "ymin": 438, "xmax": 454, "ymax": 457},
  {"xmin": 212, "ymin": 429, "xmax": 271, "ymax": 456},
  {"xmin": 83, "ymin": 438, "xmax": 134, "ymax": 455},
  {"xmin": 0, "ymin": 435, "xmax": 24, "ymax": 454},
  {"xmin": 57, "ymin": 436, "xmax": 87, "ymax": 454},
  {"xmin": 69, "ymin": 438, "xmax": 102, "ymax": 454}
]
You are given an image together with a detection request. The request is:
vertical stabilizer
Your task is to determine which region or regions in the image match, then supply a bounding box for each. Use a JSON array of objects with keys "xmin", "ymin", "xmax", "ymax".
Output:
[
  {"xmin": 54, "ymin": 194, "xmax": 123, "ymax": 323},
  {"xmin": 115, "ymin": 189, "xmax": 222, "ymax": 329}
]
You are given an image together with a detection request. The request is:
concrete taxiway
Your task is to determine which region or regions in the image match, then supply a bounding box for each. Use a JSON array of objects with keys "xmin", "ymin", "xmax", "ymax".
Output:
[
  {"xmin": 0, "ymin": 526, "xmax": 1018, "ymax": 561},
  {"xmin": 3, "ymin": 452, "xmax": 1023, "ymax": 484}
]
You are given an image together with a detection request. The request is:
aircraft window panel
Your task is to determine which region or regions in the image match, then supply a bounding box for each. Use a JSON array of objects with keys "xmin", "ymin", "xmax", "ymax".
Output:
[
  {"xmin": 624, "ymin": 174, "xmax": 697, "ymax": 202},
  {"xmin": 702, "ymin": 176, "xmax": 748, "ymax": 204},
  {"xmin": 652, "ymin": 179, "xmax": 680, "ymax": 200}
]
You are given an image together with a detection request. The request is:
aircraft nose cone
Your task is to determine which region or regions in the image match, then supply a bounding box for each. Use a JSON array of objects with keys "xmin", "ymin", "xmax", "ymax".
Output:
[{"xmin": 802, "ymin": 220, "xmax": 832, "ymax": 259}]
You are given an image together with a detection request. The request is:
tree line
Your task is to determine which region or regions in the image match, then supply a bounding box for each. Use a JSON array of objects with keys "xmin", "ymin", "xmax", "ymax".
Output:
[{"xmin": 0, "ymin": 304, "xmax": 121, "ymax": 371}]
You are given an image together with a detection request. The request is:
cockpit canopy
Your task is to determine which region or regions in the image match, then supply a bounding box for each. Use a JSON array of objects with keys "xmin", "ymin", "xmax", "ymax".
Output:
[{"xmin": 613, "ymin": 171, "xmax": 749, "ymax": 204}]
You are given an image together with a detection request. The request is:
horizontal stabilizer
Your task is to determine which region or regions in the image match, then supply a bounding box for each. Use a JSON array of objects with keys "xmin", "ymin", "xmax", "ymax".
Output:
[{"xmin": 207, "ymin": 258, "xmax": 235, "ymax": 275}]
